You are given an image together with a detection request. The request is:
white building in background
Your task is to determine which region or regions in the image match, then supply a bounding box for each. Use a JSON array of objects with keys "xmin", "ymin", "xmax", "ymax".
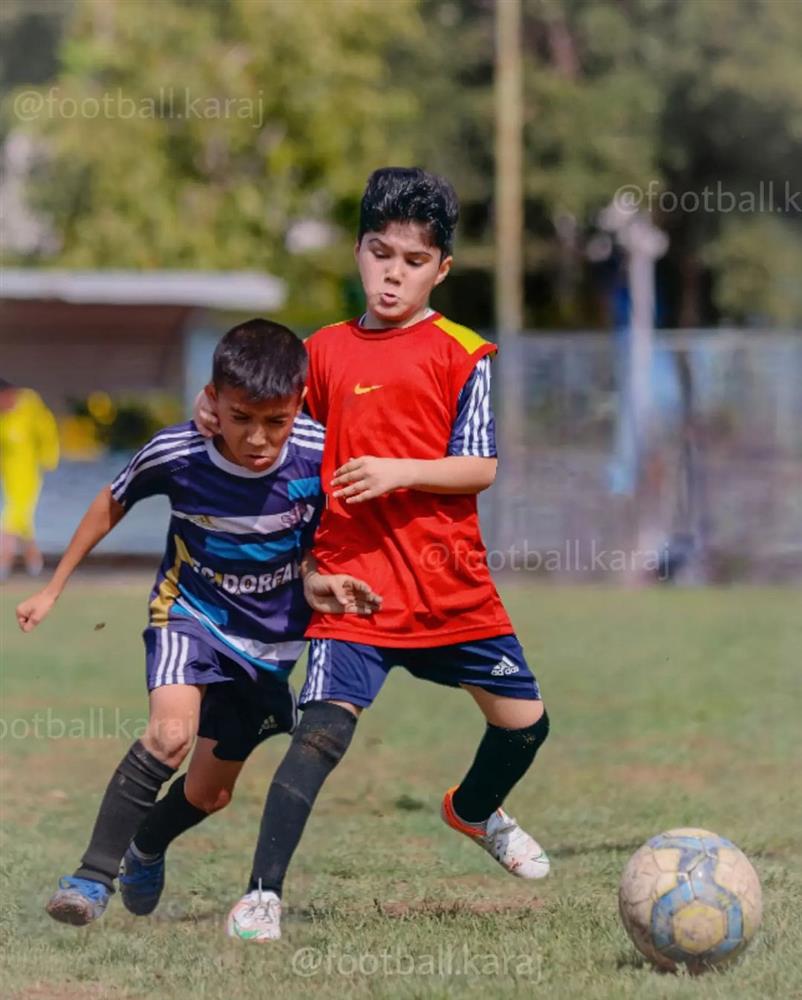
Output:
[
  {"xmin": 0, "ymin": 268, "xmax": 286, "ymax": 415},
  {"xmin": 0, "ymin": 268, "xmax": 286, "ymax": 558}
]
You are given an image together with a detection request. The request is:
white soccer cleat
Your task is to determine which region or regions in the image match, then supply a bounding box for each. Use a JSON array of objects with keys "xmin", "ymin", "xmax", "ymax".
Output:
[
  {"xmin": 225, "ymin": 887, "xmax": 282, "ymax": 941},
  {"xmin": 441, "ymin": 786, "xmax": 550, "ymax": 879}
]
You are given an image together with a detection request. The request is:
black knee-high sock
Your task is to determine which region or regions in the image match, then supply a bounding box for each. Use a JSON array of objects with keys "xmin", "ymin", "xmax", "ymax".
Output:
[
  {"xmin": 249, "ymin": 702, "xmax": 357, "ymax": 896},
  {"xmin": 74, "ymin": 740, "xmax": 176, "ymax": 889},
  {"xmin": 132, "ymin": 774, "xmax": 209, "ymax": 856},
  {"xmin": 451, "ymin": 710, "xmax": 550, "ymax": 824}
]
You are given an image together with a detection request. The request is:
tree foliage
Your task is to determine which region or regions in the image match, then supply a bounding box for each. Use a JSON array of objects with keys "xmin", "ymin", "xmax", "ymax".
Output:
[{"xmin": 4, "ymin": 0, "xmax": 802, "ymax": 327}]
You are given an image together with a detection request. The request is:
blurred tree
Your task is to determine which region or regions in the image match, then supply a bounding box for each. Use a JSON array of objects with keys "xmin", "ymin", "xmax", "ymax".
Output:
[
  {"xmin": 514, "ymin": 0, "xmax": 802, "ymax": 326},
  {"xmin": 0, "ymin": 0, "xmax": 69, "ymax": 92},
  {"xmin": 704, "ymin": 216, "xmax": 802, "ymax": 327},
  {"xmin": 6, "ymin": 0, "xmax": 426, "ymax": 326},
  {"xmin": 651, "ymin": 0, "xmax": 802, "ymax": 325},
  {"xmin": 5, "ymin": 0, "xmax": 802, "ymax": 327}
]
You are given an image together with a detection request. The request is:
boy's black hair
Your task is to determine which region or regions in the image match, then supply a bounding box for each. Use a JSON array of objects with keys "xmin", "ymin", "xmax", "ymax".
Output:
[
  {"xmin": 358, "ymin": 167, "xmax": 459, "ymax": 257},
  {"xmin": 212, "ymin": 319, "xmax": 306, "ymax": 400}
]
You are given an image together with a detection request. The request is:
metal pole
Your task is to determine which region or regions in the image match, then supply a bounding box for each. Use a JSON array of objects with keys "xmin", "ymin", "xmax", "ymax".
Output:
[
  {"xmin": 493, "ymin": 0, "xmax": 525, "ymax": 556},
  {"xmin": 495, "ymin": 0, "xmax": 524, "ymax": 337}
]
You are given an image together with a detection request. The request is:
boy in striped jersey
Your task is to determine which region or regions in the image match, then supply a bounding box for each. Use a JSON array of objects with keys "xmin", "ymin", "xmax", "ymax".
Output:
[{"xmin": 16, "ymin": 319, "xmax": 380, "ymax": 926}]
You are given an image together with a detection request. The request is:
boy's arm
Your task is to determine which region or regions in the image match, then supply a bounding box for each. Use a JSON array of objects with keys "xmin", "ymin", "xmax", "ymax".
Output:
[
  {"xmin": 332, "ymin": 356, "xmax": 498, "ymax": 502},
  {"xmin": 300, "ymin": 551, "xmax": 383, "ymax": 615},
  {"xmin": 331, "ymin": 455, "xmax": 496, "ymax": 503},
  {"xmin": 16, "ymin": 487, "xmax": 125, "ymax": 632}
]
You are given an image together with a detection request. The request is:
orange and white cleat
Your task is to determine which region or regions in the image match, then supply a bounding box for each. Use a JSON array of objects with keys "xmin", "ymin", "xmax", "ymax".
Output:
[{"xmin": 441, "ymin": 786, "xmax": 550, "ymax": 879}]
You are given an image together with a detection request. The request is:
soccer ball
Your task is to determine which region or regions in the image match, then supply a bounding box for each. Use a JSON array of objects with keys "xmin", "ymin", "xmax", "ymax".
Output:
[{"xmin": 619, "ymin": 827, "xmax": 762, "ymax": 973}]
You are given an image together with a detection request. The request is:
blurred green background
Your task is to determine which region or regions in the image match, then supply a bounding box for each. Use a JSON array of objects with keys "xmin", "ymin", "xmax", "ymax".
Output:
[{"xmin": 3, "ymin": 0, "xmax": 801, "ymax": 330}]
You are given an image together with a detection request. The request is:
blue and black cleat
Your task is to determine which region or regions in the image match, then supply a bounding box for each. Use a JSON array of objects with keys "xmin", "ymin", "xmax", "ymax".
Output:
[
  {"xmin": 46, "ymin": 876, "xmax": 111, "ymax": 925},
  {"xmin": 119, "ymin": 843, "xmax": 165, "ymax": 916}
]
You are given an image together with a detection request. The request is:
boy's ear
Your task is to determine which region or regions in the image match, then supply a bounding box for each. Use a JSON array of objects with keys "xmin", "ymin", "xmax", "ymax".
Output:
[
  {"xmin": 434, "ymin": 254, "xmax": 453, "ymax": 288},
  {"xmin": 204, "ymin": 382, "xmax": 217, "ymax": 402},
  {"xmin": 354, "ymin": 239, "xmax": 362, "ymax": 262}
]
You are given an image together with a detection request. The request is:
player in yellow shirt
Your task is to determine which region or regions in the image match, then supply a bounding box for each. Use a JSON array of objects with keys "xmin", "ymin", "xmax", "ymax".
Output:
[{"xmin": 0, "ymin": 380, "xmax": 60, "ymax": 579}]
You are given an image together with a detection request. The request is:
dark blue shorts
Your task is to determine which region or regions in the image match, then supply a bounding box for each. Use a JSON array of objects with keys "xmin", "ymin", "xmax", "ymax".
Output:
[
  {"xmin": 300, "ymin": 634, "xmax": 540, "ymax": 708},
  {"xmin": 143, "ymin": 626, "xmax": 297, "ymax": 761}
]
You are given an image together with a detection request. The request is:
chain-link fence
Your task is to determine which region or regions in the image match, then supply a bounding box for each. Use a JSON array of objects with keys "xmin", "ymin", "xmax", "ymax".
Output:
[{"xmin": 482, "ymin": 330, "xmax": 802, "ymax": 583}]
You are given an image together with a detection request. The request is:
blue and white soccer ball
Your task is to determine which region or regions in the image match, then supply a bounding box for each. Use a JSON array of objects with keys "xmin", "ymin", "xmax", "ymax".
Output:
[{"xmin": 619, "ymin": 827, "xmax": 762, "ymax": 973}]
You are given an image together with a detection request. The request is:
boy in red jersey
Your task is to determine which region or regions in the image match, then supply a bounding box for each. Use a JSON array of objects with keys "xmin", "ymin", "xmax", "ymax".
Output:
[{"xmin": 199, "ymin": 168, "xmax": 550, "ymax": 942}]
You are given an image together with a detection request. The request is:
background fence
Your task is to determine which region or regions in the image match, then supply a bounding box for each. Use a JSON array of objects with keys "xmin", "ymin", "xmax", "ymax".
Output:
[
  {"xmin": 32, "ymin": 328, "xmax": 802, "ymax": 583},
  {"xmin": 483, "ymin": 329, "xmax": 802, "ymax": 582}
]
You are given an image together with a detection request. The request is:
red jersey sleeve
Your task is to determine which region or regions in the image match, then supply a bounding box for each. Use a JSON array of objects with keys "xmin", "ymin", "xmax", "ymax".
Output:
[{"xmin": 303, "ymin": 332, "xmax": 328, "ymax": 425}]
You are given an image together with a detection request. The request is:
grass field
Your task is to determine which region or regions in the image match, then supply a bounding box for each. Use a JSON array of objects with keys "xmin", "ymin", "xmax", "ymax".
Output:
[{"xmin": 1, "ymin": 579, "xmax": 800, "ymax": 1000}]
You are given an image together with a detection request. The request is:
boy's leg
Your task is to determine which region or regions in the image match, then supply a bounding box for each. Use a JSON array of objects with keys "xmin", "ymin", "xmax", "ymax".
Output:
[
  {"xmin": 23, "ymin": 538, "xmax": 45, "ymax": 577},
  {"xmin": 247, "ymin": 699, "xmax": 359, "ymax": 896},
  {"xmin": 75, "ymin": 684, "xmax": 201, "ymax": 883},
  {"xmin": 411, "ymin": 635, "xmax": 551, "ymax": 879},
  {"xmin": 122, "ymin": 667, "xmax": 296, "ymax": 916},
  {"xmin": 0, "ymin": 530, "xmax": 17, "ymax": 578},
  {"xmin": 451, "ymin": 685, "xmax": 548, "ymax": 822},
  {"xmin": 226, "ymin": 699, "xmax": 359, "ymax": 942},
  {"xmin": 46, "ymin": 684, "xmax": 200, "ymax": 924},
  {"xmin": 245, "ymin": 638, "xmax": 390, "ymax": 901},
  {"xmin": 132, "ymin": 737, "xmax": 244, "ymax": 858},
  {"xmin": 119, "ymin": 738, "xmax": 242, "ymax": 916}
]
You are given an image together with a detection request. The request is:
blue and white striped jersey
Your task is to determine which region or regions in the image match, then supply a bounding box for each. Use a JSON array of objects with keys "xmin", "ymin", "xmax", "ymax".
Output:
[
  {"xmin": 447, "ymin": 356, "xmax": 496, "ymax": 458},
  {"xmin": 110, "ymin": 416, "xmax": 325, "ymax": 679}
]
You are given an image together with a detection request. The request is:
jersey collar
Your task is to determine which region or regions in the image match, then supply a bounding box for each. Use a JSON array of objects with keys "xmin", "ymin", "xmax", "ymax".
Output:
[
  {"xmin": 204, "ymin": 438, "xmax": 288, "ymax": 478},
  {"xmin": 352, "ymin": 308, "xmax": 439, "ymax": 340}
]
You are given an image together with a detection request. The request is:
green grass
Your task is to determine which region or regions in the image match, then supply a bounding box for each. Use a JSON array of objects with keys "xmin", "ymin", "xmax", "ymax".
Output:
[{"xmin": 1, "ymin": 580, "xmax": 800, "ymax": 999}]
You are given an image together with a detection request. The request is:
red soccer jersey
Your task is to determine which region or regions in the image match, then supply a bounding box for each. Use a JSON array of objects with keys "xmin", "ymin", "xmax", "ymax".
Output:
[{"xmin": 304, "ymin": 311, "xmax": 513, "ymax": 647}]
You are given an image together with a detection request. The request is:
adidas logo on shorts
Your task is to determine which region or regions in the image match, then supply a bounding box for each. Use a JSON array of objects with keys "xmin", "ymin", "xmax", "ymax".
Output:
[
  {"xmin": 490, "ymin": 655, "xmax": 520, "ymax": 677},
  {"xmin": 258, "ymin": 715, "xmax": 279, "ymax": 735}
]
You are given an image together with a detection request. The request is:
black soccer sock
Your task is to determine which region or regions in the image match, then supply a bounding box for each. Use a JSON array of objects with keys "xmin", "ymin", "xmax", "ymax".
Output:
[
  {"xmin": 451, "ymin": 710, "xmax": 550, "ymax": 824},
  {"xmin": 248, "ymin": 701, "xmax": 357, "ymax": 896},
  {"xmin": 132, "ymin": 774, "xmax": 210, "ymax": 857},
  {"xmin": 74, "ymin": 740, "xmax": 176, "ymax": 889}
]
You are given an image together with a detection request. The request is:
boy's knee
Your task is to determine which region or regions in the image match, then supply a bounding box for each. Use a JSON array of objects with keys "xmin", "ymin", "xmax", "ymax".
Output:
[
  {"xmin": 516, "ymin": 699, "xmax": 547, "ymax": 730},
  {"xmin": 483, "ymin": 696, "xmax": 546, "ymax": 731},
  {"xmin": 142, "ymin": 723, "xmax": 194, "ymax": 768},
  {"xmin": 185, "ymin": 784, "xmax": 232, "ymax": 814},
  {"xmin": 272, "ymin": 701, "xmax": 358, "ymax": 803},
  {"xmin": 482, "ymin": 707, "xmax": 549, "ymax": 756},
  {"xmin": 292, "ymin": 701, "xmax": 358, "ymax": 765},
  {"xmin": 503, "ymin": 708, "xmax": 550, "ymax": 752}
]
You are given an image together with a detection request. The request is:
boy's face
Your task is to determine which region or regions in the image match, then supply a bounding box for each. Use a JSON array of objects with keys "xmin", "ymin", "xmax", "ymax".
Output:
[
  {"xmin": 355, "ymin": 222, "xmax": 452, "ymax": 328},
  {"xmin": 205, "ymin": 383, "xmax": 303, "ymax": 473}
]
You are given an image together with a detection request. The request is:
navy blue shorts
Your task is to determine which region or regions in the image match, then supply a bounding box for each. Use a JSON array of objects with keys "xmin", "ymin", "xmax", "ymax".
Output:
[
  {"xmin": 300, "ymin": 634, "xmax": 540, "ymax": 708},
  {"xmin": 143, "ymin": 626, "xmax": 297, "ymax": 761}
]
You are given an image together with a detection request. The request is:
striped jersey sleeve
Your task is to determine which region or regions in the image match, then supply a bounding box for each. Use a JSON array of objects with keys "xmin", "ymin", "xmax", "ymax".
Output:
[
  {"xmin": 289, "ymin": 412, "xmax": 326, "ymax": 453},
  {"xmin": 110, "ymin": 423, "xmax": 206, "ymax": 508},
  {"xmin": 447, "ymin": 356, "xmax": 497, "ymax": 458}
]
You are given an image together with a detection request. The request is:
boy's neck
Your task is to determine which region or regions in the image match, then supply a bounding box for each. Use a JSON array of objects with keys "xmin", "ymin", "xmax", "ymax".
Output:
[
  {"xmin": 360, "ymin": 305, "xmax": 434, "ymax": 331},
  {"xmin": 214, "ymin": 437, "xmax": 240, "ymax": 466}
]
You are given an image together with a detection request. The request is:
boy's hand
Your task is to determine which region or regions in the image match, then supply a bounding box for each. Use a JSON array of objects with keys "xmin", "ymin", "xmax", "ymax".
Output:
[
  {"xmin": 331, "ymin": 456, "xmax": 414, "ymax": 504},
  {"xmin": 16, "ymin": 588, "xmax": 58, "ymax": 632},
  {"xmin": 193, "ymin": 390, "xmax": 220, "ymax": 438},
  {"xmin": 304, "ymin": 572, "xmax": 382, "ymax": 615}
]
